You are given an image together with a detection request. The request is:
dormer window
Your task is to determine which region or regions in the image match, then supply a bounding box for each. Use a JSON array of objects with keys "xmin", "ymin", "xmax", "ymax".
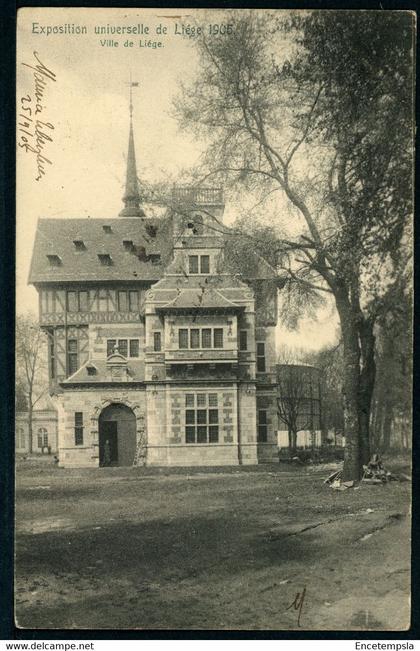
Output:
[
  {"xmin": 98, "ymin": 253, "xmax": 112, "ymax": 266},
  {"xmin": 189, "ymin": 255, "xmax": 199, "ymax": 274},
  {"xmin": 102, "ymin": 224, "xmax": 112, "ymax": 233},
  {"xmin": 123, "ymin": 239, "xmax": 134, "ymax": 252},
  {"xmin": 188, "ymin": 254, "xmax": 210, "ymax": 274},
  {"xmin": 73, "ymin": 238, "xmax": 86, "ymax": 251},
  {"xmin": 86, "ymin": 364, "xmax": 97, "ymax": 376},
  {"xmin": 200, "ymin": 255, "xmax": 210, "ymax": 274},
  {"xmin": 46, "ymin": 254, "xmax": 62, "ymax": 267}
]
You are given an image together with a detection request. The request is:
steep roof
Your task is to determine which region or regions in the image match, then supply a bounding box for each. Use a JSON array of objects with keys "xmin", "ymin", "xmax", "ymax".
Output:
[{"xmin": 28, "ymin": 217, "xmax": 172, "ymax": 284}]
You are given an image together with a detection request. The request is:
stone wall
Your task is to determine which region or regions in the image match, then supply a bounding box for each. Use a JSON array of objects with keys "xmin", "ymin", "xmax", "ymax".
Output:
[
  {"xmin": 57, "ymin": 388, "xmax": 146, "ymax": 468},
  {"xmin": 147, "ymin": 383, "xmax": 240, "ymax": 466}
]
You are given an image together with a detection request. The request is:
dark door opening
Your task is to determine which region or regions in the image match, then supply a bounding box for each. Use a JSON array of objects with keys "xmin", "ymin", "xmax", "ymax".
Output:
[
  {"xmin": 99, "ymin": 421, "xmax": 118, "ymax": 466},
  {"xmin": 98, "ymin": 403, "xmax": 137, "ymax": 467}
]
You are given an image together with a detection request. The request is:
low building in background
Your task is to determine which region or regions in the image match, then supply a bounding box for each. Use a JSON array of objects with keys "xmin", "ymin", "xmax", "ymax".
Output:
[{"xmin": 15, "ymin": 409, "xmax": 58, "ymax": 454}]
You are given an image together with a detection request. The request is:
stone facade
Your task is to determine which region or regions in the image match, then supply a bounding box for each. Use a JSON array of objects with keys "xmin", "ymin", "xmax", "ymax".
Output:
[{"xmin": 29, "ymin": 121, "xmax": 282, "ymax": 469}]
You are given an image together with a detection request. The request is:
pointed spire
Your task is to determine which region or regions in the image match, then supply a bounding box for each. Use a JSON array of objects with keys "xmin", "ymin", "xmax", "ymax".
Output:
[{"xmin": 119, "ymin": 79, "xmax": 144, "ymax": 218}]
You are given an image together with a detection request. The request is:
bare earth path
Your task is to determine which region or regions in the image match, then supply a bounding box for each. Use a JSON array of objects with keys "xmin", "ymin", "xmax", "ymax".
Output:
[{"xmin": 15, "ymin": 459, "xmax": 411, "ymax": 630}]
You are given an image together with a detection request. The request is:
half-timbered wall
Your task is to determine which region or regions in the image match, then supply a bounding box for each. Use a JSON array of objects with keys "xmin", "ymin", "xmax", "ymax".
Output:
[
  {"xmin": 38, "ymin": 285, "xmax": 150, "ymax": 326},
  {"xmin": 51, "ymin": 325, "xmax": 89, "ymax": 384}
]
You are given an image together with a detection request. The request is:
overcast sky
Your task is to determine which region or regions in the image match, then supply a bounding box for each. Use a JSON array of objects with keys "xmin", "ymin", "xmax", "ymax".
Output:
[{"xmin": 16, "ymin": 7, "xmax": 338, "ymax": 352}]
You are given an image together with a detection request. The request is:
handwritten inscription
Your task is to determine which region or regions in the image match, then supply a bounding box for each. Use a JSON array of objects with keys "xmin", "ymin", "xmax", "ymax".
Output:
[
  {"xmin": 286, "ymin": 587, "xmax": 306, "ymax": 627},
  {"xmin": 18, "ymin": 52, "xmax": 56, "ymax": 181}
]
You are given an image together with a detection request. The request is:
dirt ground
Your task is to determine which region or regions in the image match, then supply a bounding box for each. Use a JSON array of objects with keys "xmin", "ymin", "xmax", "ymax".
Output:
[{"xmin": 15, "ymin": 457, "xmax": 411, "ymax": 631}]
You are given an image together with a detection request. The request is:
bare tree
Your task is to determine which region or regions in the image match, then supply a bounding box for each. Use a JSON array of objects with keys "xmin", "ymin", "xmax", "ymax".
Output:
[
  {"xmin": 276, "ymin": 347, "xmax": 321, "ymax": 454},
  {"xmin": 15, "ymin": 313, "xmax": 48, "ymax": 453}
]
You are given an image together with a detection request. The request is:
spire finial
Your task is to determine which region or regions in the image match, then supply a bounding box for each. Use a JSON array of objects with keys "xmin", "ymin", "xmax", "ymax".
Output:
[{"xmin": 119, "ymin": 76, "xmax": 144, "ymax": 218}]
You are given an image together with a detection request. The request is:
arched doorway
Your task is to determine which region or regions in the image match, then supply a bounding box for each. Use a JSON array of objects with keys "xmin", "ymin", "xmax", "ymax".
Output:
[{"xmin": 98, "ymin": 403, "xmax": 136, "ymax": 467}]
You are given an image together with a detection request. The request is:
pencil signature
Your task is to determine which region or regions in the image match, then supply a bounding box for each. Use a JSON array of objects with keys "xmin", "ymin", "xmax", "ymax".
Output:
[
  {"xmin": 18, "ymin": 51, "xmax": 56, "ymax": 181},
  {"xmin": 286, "ymin": 586, "xmax": 306, "ymax": 627}
]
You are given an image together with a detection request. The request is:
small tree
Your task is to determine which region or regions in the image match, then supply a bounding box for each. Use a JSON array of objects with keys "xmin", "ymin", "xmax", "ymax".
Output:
[
  {"xmin": 276, "ymin": 349, "xmax": 321, "ymax": 454},
  {"xmin": 15, "ymin": 313, "xmax": 48, "ymax": 453}
]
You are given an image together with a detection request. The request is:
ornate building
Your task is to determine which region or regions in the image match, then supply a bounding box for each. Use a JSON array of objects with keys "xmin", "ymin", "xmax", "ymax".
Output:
[{"xmin": 29, "ymin": 110, "xmax": 281, "ymax": 468}]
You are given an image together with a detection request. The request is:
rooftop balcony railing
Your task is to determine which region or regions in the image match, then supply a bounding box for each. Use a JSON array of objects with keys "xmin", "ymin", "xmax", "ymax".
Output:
[{"xmin": 171, "ymin": 187, "xmax": 224, "ymax": 206}]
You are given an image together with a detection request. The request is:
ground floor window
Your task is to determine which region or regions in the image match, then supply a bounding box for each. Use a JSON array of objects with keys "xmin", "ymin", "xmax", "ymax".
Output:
[
  {"xmin": 37, "ymin": 427, "xmax": 48, "ymax": 448},
  {"xmin": 75, "ymin": 412, "xmax": 84, "ymax": 445},
  {"xmin": 258, "ymin": 410, "xmax": 268, "ymax": 442},
  {"xmin": 185, "ymin": 393, "xmax": 219, "ymax": 443}
]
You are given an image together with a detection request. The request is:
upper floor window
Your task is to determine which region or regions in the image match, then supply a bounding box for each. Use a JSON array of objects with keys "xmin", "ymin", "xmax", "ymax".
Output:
[
  {"xmin": 129, "ymin": 339, "xmax": 139, "ymax": 357},
  {"xmin": 178, "ymin": 327, "xmax": 224, "ymax": 349},
  {"xmin": 189, "ymin": 255, "xmax": 199, "ymax": 274},
  {"xmin": 256, "ymin": 342, "xmax": 266, "ymax": 372},
  {"xmin": 153, "ymin": 332, "xmax": 162, "ymax": 352},
  {"xmin": 214, "ymin": 328, "xmax": 223, "ymax": 348},
  {"xmin": 240, "ymin": 330, "xmax": 248, "ymax": 351},
  {"xmin": 188, "ymin": 214, "xmax": 204, "ymax": 235},
  {"xmin": 179, "ymin": 329, "xmax": 189, "ymax": 349},
  {"xmin": 67, "ymin": 339, "xmax": 78, "ymax": 376},
  {"xmin": 41, "ymin": 290, "xmax": 56, "ymax": 314},
  {"xmin": 107, "ymin": 338, "xmax": 139, "ymax": 358},
  {"xmin": 200, "ymin": 255, "xmax": 210, "ymax": 274},
  {"xmin": 67, "ymin": 290, "xmax": 89, "ymax": 312},
  {"xmin": 129, "ymin": 290, "xmax": 139, "ymax": 312},
  {"xmin": 188, "ymin": 254, "xmax": 211, "ymax": 274},
  {"xmin": 117, "ymin": 290, "xmax": 140, "ymax": 312}
]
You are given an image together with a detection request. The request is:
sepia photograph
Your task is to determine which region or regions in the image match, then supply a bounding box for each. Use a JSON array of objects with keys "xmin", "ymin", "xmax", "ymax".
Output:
[{"xmin": 15, "ymin": 7, "xmax": 414, "ymax": 631}]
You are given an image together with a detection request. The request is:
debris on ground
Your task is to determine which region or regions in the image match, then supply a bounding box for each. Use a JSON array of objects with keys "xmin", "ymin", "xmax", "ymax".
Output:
[
  {"xmin": 323, "ymin": 454, "xmax": 405, "ymax": 489},
  {"xmin": 361, "ymin": 454, "xmax": 398, "ymax": 484},
  {"xmin": 324, "ymin": 469, "xmax": 342, "ymax": 485},
  {"xmin": 324, "ymin": 468, "xmax": 355, "ymax": 490}
]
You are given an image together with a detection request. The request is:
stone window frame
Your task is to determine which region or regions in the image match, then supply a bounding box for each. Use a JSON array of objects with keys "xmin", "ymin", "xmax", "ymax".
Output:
[
  {"xmin": 37, "ymin": 427, "xmax": 48, "ymax": 448},
  {"xmin": 74, "ymin": 412, "xmax": 84, "ymax": 446},
  {"xmin": 106, "ymin": 338, "xmax": 140, "ymax": 358},
  {"xmin": 256, "ymin": 341, "xmax": 266, "ymax": 373},
  {"xmin": 177, "ymin": 327, "xmax": 224, "ymax": 350},
  {"xmin": 188, "ymin": 254, "xmax": 211, "ymax": 275},
  {"xmin": 239, "ymin": 330, "xmax": 248, "ymax": 351},
  {"xmin": 257, "ymin": 409, "xmax": 268, "ymax": 442},
  {"xmin": 184, "ymin": 393, "xmax": 219, "ymax": 444},
  {"xmin": 153, "ymin": 331, "xmax": 162, "ymax": 352}
]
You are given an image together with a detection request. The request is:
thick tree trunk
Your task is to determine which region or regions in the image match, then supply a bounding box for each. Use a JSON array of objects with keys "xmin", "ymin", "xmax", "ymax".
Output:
[
  {"xmin": 358, "ymin": 317, "xmax": 376, "ymax": 465},
  {"xmin": 335, "ymin": 289, "xmax": 363, "ymax": 481}
]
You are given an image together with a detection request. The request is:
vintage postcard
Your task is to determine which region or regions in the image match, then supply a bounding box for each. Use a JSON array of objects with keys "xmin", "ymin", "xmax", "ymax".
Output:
[{"xmin": 15, "ymin": 7, "xmax": 414, "ymax": 631}]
